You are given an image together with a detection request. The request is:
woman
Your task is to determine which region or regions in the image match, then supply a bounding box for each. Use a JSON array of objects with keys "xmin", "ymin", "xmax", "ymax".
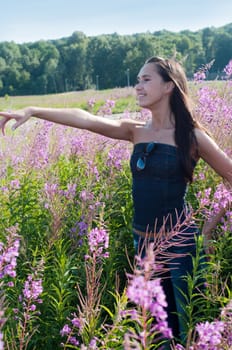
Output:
[{"xmin": 0, "ymin": 57, "xmax": 231, "ymax": 346}]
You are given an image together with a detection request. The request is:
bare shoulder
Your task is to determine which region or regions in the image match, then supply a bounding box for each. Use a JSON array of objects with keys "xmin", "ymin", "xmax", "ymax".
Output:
[
  {"xmin": 120, "ymin": 118, "xmax": 145, "ymax": 128},
  {"xmin": 118, "ymin": 117, "xmax": 146, "ymax": 141},
  {"xmin": 89, "ymin": 114, "xmax": 146, "ymax": 142},
  {"xmin": 194, "ymin": 127, "xmax": 232, "ymax": 182}
]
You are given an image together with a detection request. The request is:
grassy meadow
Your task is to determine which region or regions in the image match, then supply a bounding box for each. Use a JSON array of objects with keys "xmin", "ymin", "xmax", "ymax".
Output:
[{"xmin": 0, "ymin": 77, "xmax": 232, "ymax": 350}]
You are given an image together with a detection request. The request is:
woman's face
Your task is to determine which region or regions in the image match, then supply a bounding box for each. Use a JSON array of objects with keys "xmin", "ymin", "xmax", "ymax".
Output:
[{"xmin": 135, "ymin": 63, "xmax": 171, "ymax": 110}]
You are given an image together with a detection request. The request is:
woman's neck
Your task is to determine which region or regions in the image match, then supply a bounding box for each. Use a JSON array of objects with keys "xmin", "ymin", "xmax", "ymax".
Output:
[{"xmin": 150, "ymin": 109, "xmax": 175, "ymax": 131}]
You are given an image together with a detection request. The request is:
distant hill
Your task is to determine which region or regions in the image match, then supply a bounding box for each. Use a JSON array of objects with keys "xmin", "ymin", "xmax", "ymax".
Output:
[{"xmin": 0, "ymin": 23, "xmax": 232, "ymax": 96}]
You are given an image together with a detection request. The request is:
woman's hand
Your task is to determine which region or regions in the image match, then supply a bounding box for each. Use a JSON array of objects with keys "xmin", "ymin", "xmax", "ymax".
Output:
[
  {"xmin": 0, "ymin": 108, "xmax": 32, "ymax": 135},
  {"xmin": 202, "ymin": 206, "xmax": 228, "ymax": 255},
  {"xmin": 202, "ymin": 222, "xmax": 215, "ymax": 255}
]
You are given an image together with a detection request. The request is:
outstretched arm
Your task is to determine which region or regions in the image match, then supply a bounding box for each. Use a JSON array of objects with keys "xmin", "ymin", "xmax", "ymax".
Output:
[
  {"xmin": 195, "ymin": 128, "xmax": 232, "ymax": 185},
  {"xmin": 195, "ymin": 128, "xmax": 232, "ymax": 251},
  {"xmin": 0, "ymin": 106, "xmax": 143, "ymax": 142}
]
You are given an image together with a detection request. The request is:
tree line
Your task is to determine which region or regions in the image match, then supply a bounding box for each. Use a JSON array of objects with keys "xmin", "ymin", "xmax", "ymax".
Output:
[{"xmin": 0, "ymin": 23, "xmax": 232, "ymax": 96}]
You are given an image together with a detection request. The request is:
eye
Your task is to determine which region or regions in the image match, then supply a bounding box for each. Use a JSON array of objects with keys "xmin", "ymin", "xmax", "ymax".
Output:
[{"xmin": 137, "ymin": 77, "xmax": 151, "ymax": 83}]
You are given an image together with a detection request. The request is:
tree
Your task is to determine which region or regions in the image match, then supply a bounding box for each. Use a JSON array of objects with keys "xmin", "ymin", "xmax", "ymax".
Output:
[
  {"xmin": 26, "ymin": 40, "xmax": 60, "ymax": 94},
  {"xmin": 55, "ymin": 31, "xmax": 87, "ymax": 91},
  {"xmin": 1, "ymin": 23, "xmax": 232, "ymax": 95},
  {"xmin": 211, "ymin": 32, "xmax": 232, "ymax": 73},
  {"xmin": 86, "ymin": 35, "xmax": 112, "ymax": 89}
]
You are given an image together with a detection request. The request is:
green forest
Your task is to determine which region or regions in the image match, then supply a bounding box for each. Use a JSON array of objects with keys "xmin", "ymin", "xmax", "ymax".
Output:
[{"xmin": 0, "ymin": 23, "xmax": 232, "ymax": 96}]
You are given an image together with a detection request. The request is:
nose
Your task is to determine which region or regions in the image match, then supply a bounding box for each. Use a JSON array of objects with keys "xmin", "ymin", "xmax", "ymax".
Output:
[{"xmin": 135, "ymin": 81, "xmax": 142, "ymax": 91}]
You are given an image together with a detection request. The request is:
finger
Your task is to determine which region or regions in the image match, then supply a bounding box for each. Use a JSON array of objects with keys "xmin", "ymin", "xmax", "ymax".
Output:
[
  {"xmin": 1, "ymin": 120, "xmax": 8, "ymax": 136},
  {"xmin": 0, "ymin": 112, "xmax": 12, "ymax": 118},
  {"xmin": 12, "ymin": 122, "xmax": 20, "ymax": 131},
  {"xmin": 12, "ymin": 119, "xmax": 27, "ymax": 130}
]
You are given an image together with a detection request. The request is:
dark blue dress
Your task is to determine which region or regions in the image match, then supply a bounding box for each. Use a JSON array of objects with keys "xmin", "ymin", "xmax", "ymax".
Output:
[{"xmin": 130, "ymin": 142, "xmax": 204, "ymax": 343}]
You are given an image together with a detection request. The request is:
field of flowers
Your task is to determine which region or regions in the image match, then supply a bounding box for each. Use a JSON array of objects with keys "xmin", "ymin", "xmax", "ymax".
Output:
[{"xmin": 0, "ymin": 62, "xmax": 232, "ymax": 349}]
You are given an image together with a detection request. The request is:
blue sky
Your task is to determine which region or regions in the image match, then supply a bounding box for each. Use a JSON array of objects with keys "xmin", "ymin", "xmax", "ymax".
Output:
[{"xmin": 2, "ymin": 0, "xmax": 232, "ymax": 43}]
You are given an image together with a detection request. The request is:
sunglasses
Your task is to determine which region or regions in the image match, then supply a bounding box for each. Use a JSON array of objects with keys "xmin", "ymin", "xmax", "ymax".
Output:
[{"xmin": 136, "ymin": 142, "xmax": 156, "ymax": 171}]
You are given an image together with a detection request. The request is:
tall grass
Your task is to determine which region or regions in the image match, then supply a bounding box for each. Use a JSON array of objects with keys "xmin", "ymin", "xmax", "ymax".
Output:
[{"xmin": 0, "ymin": 63, "xmax": 232, "ymax": 349}]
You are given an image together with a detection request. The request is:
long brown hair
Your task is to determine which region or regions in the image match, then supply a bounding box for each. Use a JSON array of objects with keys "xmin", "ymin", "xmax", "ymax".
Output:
[{"xmin": 146, "ymin": 56, "xmax": 201, "ymax": 183}]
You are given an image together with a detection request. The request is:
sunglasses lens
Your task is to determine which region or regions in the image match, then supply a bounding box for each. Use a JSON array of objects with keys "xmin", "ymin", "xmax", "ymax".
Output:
[
  {"xmin": 136, "ymin": 157, "xmax": 146, "ymax": 170},
  {"xmin": 146, "ymin": 142, "xmax": 155, "ymax": 153},
  {"xmin": 136, "ymin": 142, "xmax": 156, "ymax": 171}
]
